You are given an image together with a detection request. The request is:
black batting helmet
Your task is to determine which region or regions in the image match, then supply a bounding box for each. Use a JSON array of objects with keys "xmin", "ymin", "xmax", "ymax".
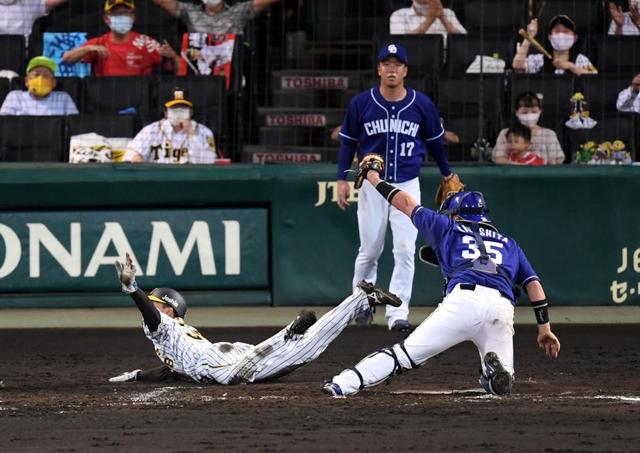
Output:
[{"xmin": 148, "ymin": 287, "xmax": 187, "ymax": 318}]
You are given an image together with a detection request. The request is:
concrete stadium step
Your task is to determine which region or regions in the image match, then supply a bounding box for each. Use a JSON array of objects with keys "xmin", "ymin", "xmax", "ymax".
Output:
[
  {"xmin": 271, "ymin": 69, "xmax": 364, "ymax": 92},
  {"xmin": 271, "ymin": 89, "xmax": 357, "ymax": 109},
  {"xmin": 242, "ymin": 145, "xmax": 338, "ymax": 164},
  {"xmin": 259, "ymin": 126, "xmax": 331, "ymax": 147},
  {"xmin": 256, "ymin": 107, "xmax": 345, "ymax": 128}
]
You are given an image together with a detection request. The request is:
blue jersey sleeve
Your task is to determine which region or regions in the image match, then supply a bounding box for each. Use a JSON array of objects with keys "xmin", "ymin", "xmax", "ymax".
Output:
[
  {"xmin": 337, "ymin": 96, "xmax": 361, "ymax": 180},
  {"xmin": 515, "ymin": 246, "xmax": 539, "ymax": 287},
  {"xmin": 410, "ymin": 205, "xmax": 451, "ymax": 246},
  {"xmin": 418, "ymin": 95, "xmax": 450, "ymax": 176}
]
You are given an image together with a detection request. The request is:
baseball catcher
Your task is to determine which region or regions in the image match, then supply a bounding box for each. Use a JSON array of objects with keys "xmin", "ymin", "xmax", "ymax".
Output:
[
  {"xmin": 109, "ymin": 253, "xmax": 402, "ymax": 384},
  {"xmin": 323, "ymin": 162, "xmax": 560, "ymax": 398}
]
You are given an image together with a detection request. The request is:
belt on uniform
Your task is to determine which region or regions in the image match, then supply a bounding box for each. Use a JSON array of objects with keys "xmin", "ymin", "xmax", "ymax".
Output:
[{"xmin": 459, "ymin": 283, "xmax": 513, "ymax": 302}]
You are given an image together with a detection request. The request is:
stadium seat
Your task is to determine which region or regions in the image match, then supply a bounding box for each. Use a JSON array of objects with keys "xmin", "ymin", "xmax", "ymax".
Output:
[
  {"xmin": 581, "ymin": 75, "xmax": 632, "ymax": 115},
  {"xmin": 375, "ymin": 35, "xmax": 444, "ymax": 77},
  {"xmin": 446, "ymin": 34, "xmax": 516, "ymax": 76},
  {"xmin": 83, "ymin": 76, "xmax": 151, "ymax": 115},
  {"xmin": 68, "ymin": 114, "xmax": 139, "ymax": 138},
  {"xmin": 313, "ymin": 0, "xmax": 391, "ymax": 41},
  {"xmin": 510, "ymin": 74, "xmax": 577, "ymax": 120},
  {"xmin": 0, "ymin": 78, "xmax": 12, "ymax": 107},
  {"xmin": 534, "ymin": 0, "xmax": 606, "ymax": 36},
  {"xmin": 461, "ymin": 0, "xmax": 526, "ymax": 37},
  {"xmin": 595, "ymin": 36, "xmax": 640, "ymax": 77},
  {"xmin": 42, "ymin": 0, "xmax": 106, "ymax": 34},
  {"xmin": 155, "ymin": 75, "xmax": 226, "ymax": 137},
  {"xmin": 440, "ymin": 115, "xmax": 491, "ymax": 162},
  {"xmin": 359, "ymin": 73, "xmax": 434, "ymax": 100},
  {"xmin": 0, "ymin": 116, "xmax": 65, "ymax": 161},
  {"xmin": 565, "ymin": 113, "xmax": 637, "ymax": 160},
  {"xmin": 0, "ymin": 35, "xmax": 27, "ymax": 75},
  {"xmin": 437, "ymin": 74, "xmax": 503, "ymax": 118}
]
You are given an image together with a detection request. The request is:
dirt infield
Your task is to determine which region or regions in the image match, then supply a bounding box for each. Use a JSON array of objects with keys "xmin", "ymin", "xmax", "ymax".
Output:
[{"xmin": 1, "ymin": 324, "xmax": 639, "ymax": 452}]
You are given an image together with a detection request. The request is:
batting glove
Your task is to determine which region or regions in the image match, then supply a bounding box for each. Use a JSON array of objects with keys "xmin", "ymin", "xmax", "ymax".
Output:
[
  {"xmin": 115, "ymin": 252, "xmax": 138, "ymax": 294},
  {"xmin": 108, "ymin": 369, "xmax": 141, "ymax": 383}
]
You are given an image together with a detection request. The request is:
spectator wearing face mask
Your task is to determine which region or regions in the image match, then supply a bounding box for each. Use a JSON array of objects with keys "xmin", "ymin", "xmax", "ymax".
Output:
[
  {"xmin": 0, "ymin": 0, "xmax": 67, "ymax": 38},
  {"xmin": 124, "ymin": 88, "xmax": 217, "ymax": 164},
  {"xmin": 512, "ymin": 15, "xmax": 597, "ymax": 75},
  {"xmin": 151, "ymin": 0, "xmax": 281, "ymax": 34},
  {"xmin": 389, "ymin": 0, "xmax": 466, "ymax": 38},
  {"xmin": 617, "ymin": 73, "xmax": 640, "ymax": 113},
  {"xmin": 62, "ymin": 0, "xmax": 180, "ymax": 76},
  {"xmin": 492, "ymin": 91, "xmax": 564, "ymax": 165},
  {"xmin": 608, "ymin": 0, "xmax": 640, "ymax": 35},
  {"xmin": 0, "ymin": 56, "xmax": 78, "ymax": 115}
]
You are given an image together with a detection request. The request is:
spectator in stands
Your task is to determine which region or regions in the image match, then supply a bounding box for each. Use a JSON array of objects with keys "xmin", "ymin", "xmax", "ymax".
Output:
[
  {"xmin": 151, "ymin": 0, "xmax": 281, "ymax": 34},
  {"xmin": 492, "ymin": 91, "xmax": 564, "ymax": 165},
  {"xmin": 0, "ymin": 0, "xmax": 67, "ymax": 38},
  {"xmin": 608, "ymin": 0, "xmax": 640, "ymax": 35},
  {"xmin": 512, "ymin": 15, "xmax": 597, "ymax": 75},
  {"xmin": 124, "ymin": 88, "xmax": 217, "ymax": 164},
  {"xmin": 505, "ymin": 123, "xmax": 544, "ymax": 166},
  {"xmin": 389, "ymin": 0, "xmax": 466, "ymax": 37},
  {"xmin": 616, "ymin": 73, "xmax": 640, "ymax": 113},
  {"xmin": 0, "ymin": 56, "xmax": 78, "ymax": 115},
  {"xmin": 62, "ymin": 0, "xmax": 180, "ymax": 76}
]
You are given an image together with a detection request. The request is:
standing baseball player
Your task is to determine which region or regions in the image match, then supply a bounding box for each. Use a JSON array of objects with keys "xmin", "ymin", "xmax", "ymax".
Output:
[
  {"xmin": 322, "ymin": 160, "xmax": 560, "ymax": 397},
  {"xmin": 108, "ymin": 253, "xmax": 401, "ymax": 385},
  {"xmin": 337, "ymin": 43, "xmax": 462, "ymax": 332},
  {"xmin": 124, "ymin": 88, "xmax": 217, "ymax": 164}
]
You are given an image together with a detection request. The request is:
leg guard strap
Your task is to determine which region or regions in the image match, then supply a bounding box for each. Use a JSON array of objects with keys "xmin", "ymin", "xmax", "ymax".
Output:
[
  {"xmin": 398, "ymin": 341, "xmax": 419, "ymax": 369},
  {"xmin": 349, "ymin": 367, "xmax": 365, "ymax": 391},
  {"xmin": 378, "ymin": 347, "xmax": 403, "ymax": 376}
]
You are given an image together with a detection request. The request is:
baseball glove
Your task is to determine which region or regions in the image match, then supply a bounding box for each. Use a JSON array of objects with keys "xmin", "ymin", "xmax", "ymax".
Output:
[
  {"xmin": 353, "ymin": 154, "xmax": 385, "ymax": 189},
  {"xmin": 435, "ymin": 173, "xmax": 465, "ymax": 205}
]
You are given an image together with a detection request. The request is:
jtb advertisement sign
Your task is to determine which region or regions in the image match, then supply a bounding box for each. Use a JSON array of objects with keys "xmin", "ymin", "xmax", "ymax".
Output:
[{"xmin": 0, "ymin": 209, "xmax": 268, "ymax": 291}]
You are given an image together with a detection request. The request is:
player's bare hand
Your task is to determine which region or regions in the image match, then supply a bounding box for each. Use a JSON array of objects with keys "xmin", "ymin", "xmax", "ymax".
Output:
[
  {"xmin": 537, "ymin": 325, "xmax": 560, "ymax": 359},
  {"xmin": 337, "ymin": 180, "xmax": 350, "ymax": 211},
  {"xmin": 88, "ymin": 45, "xmax": 109, "ymax": 57}
]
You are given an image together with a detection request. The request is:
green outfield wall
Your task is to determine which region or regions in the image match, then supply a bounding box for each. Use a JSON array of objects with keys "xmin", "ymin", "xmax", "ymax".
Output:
[{"xmin": 0, "ymin": 163, "xmax": 638, "ymax": 307}]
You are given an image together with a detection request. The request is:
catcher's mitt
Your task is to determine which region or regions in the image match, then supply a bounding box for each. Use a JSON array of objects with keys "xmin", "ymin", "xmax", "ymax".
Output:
[
  {"xmin": 353, "ymin": 154, "xmax": 384, "ymax": 189},
  {"xmin": 435, "ymin": 173, "xmax": 465, "ymax": 205}
]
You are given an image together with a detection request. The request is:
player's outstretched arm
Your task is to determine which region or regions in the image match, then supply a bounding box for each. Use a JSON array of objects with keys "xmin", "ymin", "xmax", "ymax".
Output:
[
  {"xmin": 525, "ymin": 280, "xmax": 560, "ymax": 359},
  {"xmin": 115, "ymin": 253, "xmax": 161, "ymax": 332},
  {"xmin": 366, "ymin": 171, "xmax": 418, "ymax": 217}
]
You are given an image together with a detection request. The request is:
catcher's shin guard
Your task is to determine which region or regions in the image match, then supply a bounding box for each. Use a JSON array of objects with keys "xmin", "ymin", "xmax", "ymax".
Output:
[{"xmin": 479, "ymin": 352, "xmax": 513, "ymax": 396}]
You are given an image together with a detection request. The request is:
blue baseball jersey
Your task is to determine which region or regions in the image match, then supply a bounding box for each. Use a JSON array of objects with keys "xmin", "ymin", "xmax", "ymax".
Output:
[
  {"xmin": 411, "ymin": 206, "xmax": 539, "ymax": 304},
  {"xmin": 337, "ymin": 86, "xmax": 450, "ymax": 183}
]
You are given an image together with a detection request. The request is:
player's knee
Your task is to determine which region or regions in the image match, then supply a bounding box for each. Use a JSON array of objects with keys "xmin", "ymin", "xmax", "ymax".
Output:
[{"xmin": 392, "ymin": 240, "xmax": 416, "ymax": 255}]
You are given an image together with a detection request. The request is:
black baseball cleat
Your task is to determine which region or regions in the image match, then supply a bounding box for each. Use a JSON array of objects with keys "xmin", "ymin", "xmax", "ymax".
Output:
[
  {"xmin": 357, "ymin": 281, "xmax": 402, "ymax": 307},
  {"xmin": 285, "ymin": 309, "xmax": 317, "ymax": 340},
  {"xmin": 390, "ymin": 319, "xmax": 414, "ymax": 333},
  {"xmin": 482, "ymin": 352, "xmax": 513, "ymax": 396}
]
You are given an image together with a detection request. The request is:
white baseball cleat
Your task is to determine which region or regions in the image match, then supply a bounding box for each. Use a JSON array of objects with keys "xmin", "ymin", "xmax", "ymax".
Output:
[{"xmin": 109, "ymin": 369, "xmax": 141, "ymax": 383}]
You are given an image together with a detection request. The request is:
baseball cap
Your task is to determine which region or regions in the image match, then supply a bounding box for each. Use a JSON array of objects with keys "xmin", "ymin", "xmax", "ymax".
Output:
[
  {"xmin": 548, "ymin": 14, "xmax": 576, "ymax": 32},
  {"xmin": 104, "ymin": 0, "xmax": 135, "ymax": 12},
  {"xmin": 377, "ymin": 44, "xmax": 408, "ymax": 65},
  {"xmin": 26, "ymin": 56, "xmax": 57, "ymax": 75},
  {"xmin": 164, "ymin": 88, "xmax": 193, "ymax": 108}
]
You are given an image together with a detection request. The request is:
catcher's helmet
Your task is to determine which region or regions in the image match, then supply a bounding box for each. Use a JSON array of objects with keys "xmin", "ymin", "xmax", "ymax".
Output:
[
  {"xmin": 439, "ymin": 191, "xmax": 491, "ymax": 223},
  {"xmin": 148, "ymin": 287, "xmax": 187, "ymax": 318}
]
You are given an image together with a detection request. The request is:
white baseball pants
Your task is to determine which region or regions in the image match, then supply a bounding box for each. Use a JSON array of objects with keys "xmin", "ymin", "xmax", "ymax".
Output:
[
  {"xmin": 230, "ymin": 289, "xmax": 371, "ymax": 383},
  {"xmin": 331, "ymin": 284, "xmax": 515, "ymax": 395},
  {"xmin": 352, "ymin": 177, "xmax": 421, "ymax": 328}
]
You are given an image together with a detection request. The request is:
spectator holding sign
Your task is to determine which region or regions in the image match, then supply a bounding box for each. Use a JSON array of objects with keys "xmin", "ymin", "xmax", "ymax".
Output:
[
  {"xmin": 62, "ymin": 0, "xmax": 180, "ymax": 76},
  {"xmin": 152, "ymin": 0, "xmax": 281, "ymax": 34}
]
